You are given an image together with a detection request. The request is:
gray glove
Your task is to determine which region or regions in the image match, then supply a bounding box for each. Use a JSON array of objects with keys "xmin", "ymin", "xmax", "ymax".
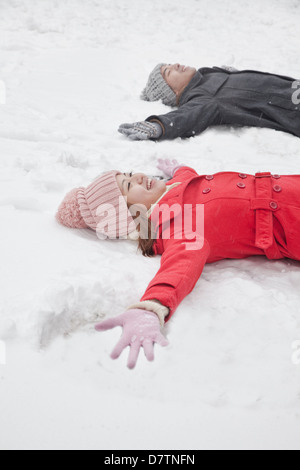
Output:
[{"xmin": 118, "ymin": 121, "xmax": 163, "ymax": 141}]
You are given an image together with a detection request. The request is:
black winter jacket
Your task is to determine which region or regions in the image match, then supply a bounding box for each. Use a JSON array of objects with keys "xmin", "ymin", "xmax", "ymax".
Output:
[{"xmin": 146, "ymin": 67, "xmax": 300, "ymax": 139}]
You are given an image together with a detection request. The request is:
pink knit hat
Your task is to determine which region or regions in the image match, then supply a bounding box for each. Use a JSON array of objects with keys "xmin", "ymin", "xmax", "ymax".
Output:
[{"xmin": 56, "ymin": 171, "xmax": 136, "ymax": 239}]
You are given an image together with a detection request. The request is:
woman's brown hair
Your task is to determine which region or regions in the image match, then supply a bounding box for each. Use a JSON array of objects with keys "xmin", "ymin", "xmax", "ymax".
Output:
[{"xmin": 129, "ymin": 205, "xmax": 157, "ymax": 257}]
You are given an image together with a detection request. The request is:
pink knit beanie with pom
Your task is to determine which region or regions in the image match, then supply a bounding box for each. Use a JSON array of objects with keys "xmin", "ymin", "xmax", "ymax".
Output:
[
  {"xmin": 56, "ymin": 188, "xmax": 88, "ymax": 229},
  {"xmin": 56, "ymin": 171, "xmax": 136, "ymax": 239}
]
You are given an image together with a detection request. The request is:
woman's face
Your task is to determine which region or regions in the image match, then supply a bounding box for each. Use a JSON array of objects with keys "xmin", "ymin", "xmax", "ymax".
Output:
[{"xmin": 116, "ymin": 172, "xmax": 166, "ymax": 210}]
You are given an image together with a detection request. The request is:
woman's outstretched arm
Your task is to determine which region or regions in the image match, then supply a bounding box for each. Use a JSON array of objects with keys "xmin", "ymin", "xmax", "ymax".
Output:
[{"xmin": 96, "ymin": 237, "xmax": 210, "ymax": 368}]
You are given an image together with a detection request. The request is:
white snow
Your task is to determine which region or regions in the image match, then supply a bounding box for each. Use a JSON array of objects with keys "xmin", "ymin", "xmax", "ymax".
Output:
[{"xmin": 0, "ymin": 0, "xmax": 300, "ymax": 450}]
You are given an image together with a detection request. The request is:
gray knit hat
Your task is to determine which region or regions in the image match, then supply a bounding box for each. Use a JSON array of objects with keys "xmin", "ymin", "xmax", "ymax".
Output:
[{"xmin": 141, "ymin": 63, "xmax": 177, "ymax": 107}]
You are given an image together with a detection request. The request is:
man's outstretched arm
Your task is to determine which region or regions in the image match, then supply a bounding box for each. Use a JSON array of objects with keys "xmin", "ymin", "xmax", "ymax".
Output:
[{"xmin": 119, "ymin": 99, "xmax": 219, "ymax": 141}]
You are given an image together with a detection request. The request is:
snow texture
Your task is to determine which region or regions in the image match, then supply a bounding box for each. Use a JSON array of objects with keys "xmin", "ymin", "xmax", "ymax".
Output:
[{"xmin": 0, "ymin": 0, "xmax": 300, "ymax": 450}]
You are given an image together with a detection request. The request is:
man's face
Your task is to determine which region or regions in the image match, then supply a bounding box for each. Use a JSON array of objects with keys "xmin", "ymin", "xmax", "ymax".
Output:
[{"xmin": 161, "ymin": 63, "xmax": 197, "ymax": 97}]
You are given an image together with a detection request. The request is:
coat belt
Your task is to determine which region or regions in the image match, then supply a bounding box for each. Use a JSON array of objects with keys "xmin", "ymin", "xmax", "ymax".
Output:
[{"xmin": 252, "ymin": 172, "xmax": 280, "ymax": 257}]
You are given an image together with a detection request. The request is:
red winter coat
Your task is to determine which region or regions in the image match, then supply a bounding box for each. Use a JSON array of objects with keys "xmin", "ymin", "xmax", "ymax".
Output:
[{"xmin": 140, "ymin": 167, "xmax": 300, "ymax": 321}]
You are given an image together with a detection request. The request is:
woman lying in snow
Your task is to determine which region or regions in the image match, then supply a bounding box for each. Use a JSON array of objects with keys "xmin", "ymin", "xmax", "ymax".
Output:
[{"xmin": 56, "ymin": 159, "xmax": 300, "ymax": 369}]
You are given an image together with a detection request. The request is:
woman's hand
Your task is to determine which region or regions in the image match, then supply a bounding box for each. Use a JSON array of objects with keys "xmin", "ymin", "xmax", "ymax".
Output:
[
  {"xmin": 157, "ymin": 158, "xmax": 182, "ymax": 178},
  {"xmin": 95, "ymin": 309, "xmax": 169, "ymax": 369}
]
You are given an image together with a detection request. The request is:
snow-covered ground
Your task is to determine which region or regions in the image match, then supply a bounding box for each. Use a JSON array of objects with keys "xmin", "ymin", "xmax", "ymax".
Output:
[{"xmin": 0, "ymin": 0, "xmax": 300, "ymax": 450}]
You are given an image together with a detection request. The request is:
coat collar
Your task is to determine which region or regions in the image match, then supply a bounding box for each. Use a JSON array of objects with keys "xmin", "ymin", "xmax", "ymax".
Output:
[
  {"xmin": 179, "ymin": 71, "xmax": 203, "ymax": 105},
  {"xmin": 147, "ymin": 182, "xmax": 182, "ymax": 218}
]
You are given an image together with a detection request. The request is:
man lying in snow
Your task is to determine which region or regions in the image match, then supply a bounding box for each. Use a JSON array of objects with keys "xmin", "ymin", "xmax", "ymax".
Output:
[{"xmin": 119, "ymin": 63, "xmax": 300, "ymax": 141}]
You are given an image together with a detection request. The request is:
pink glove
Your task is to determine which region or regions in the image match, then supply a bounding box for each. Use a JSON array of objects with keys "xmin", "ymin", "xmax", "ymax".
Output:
[
  {"xmin": 95, "ymin": 309, "xmax": 169, "ymax": 369},
  {"xmin": 157, "ymin": 158, "xmax": 182, "ymax": 178}
]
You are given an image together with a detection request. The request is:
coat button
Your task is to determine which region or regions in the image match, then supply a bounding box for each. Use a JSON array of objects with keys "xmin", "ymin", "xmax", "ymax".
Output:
[
  {"xmin": 270, "ymin": 201, "xmax": 278, "ymax": 210},
  {"xmin": 239, "ymin": 173, "xmax": 247, "ymax": 179},
  {"xmin": 237, "ymin": 182, "xmax": 246, "ymax": 189},
  {"xmin": 272, "ymin": 174, "xmax": 281, "ymax": 179},
  {"xmin": 205, "ymin": 175, "xmax": 214, "ymax": 181},
  {"xmin": 273, "ymin": 185, "xmax": 282, "ymax": 193},
  {"xmin": 202, "ymin": 188, "xmax": 211, "ymax": 194}
]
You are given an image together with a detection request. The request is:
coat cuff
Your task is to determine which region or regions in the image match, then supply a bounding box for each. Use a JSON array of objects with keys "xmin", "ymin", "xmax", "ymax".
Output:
[
  {"xmin": 172, "ymin": 165, "xmax": 184, "ymax": 177},
  {"xmin": 146, "ymin": 118, "xmax": 165, "ymax": 138},
  {"xmin": 128, "ymin": 301, "xmax": 169, "ymax": 328}
]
